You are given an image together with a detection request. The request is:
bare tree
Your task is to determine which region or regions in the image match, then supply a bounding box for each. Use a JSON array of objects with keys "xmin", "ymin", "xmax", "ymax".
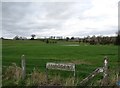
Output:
[
  {"xmin": 31, "ymin": 34, "xmax": 36, "ymax": 40},
  {"xmin": 13, "ymin": 36, "xmax": 19, "ymax": 40}
]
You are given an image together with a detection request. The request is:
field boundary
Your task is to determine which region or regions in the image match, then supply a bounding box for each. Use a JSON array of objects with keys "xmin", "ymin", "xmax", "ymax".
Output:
[{"xmin": 20, "ymin": 54, "xmax": 110, "ymax": 86}]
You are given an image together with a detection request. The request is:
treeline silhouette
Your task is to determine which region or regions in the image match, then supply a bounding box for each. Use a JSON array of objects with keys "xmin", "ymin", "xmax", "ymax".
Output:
[{"xmin": 1, "ymin": 33, "xmax": 120, "ymax": 45}]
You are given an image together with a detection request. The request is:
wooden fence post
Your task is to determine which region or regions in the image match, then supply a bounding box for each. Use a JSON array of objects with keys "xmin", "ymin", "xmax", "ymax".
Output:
[
  {"xmin": 73, "ymin": 64, "xmax": 76, "ymax": 78},
  {"xmin": 46, "ymin": 68, "xmax": 48, "ymax": 83},
  {"xmin": 73, "ymin": 65, "xmax": 76, "ymax": 84},
  {"xmin": 102, "ymin": 56, "xmax": 109, "ymax": 86},
  {"xmin": 21, "ymin": 55, "xmax": 26, "ymax": 80}
]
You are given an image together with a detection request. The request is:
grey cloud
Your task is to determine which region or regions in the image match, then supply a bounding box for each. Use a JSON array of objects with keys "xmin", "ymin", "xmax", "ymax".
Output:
[
  {"xmin": 43, "ymin": 2, "xmax": 75, "ymax": 19},
  {"xmin": 2, "ymin": 1, "xmax": 117, "ymax": 38},
  {"xmin": 74, "ymin": 26, "xmax": 117, "ymax": 37},
  {"xmin": 2, "ymin": 2, "xmax": 73, "ymax": 38},
  {"xmin": 2, "ymin": 2, "xmax": 30, "ymax": 20}
]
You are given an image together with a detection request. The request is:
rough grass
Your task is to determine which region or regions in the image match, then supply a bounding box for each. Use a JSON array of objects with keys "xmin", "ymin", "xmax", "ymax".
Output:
[{"xmin": 2, "ymin": 63, "xmax": 119, "ymax": 86}]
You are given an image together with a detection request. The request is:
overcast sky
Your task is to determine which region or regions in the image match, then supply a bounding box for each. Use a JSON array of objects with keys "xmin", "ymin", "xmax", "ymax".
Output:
[{"xmin": 1, "ymin": 0, "xmax": 119, "ymax": 38}]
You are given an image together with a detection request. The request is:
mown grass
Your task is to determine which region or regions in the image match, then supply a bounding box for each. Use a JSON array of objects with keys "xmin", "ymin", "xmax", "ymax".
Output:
[{"xmin": 2, "ymin": 40, "xmax": 118, "ymax": 86}]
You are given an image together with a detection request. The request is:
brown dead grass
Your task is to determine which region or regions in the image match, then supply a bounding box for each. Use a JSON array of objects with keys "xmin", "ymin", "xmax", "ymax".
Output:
[
  {"xmin": 30, "ymin": 68, "xmax": 47, "ymax": 86},
  {"xmin": 3, "ymin": 63, "xmax": 22, "ymax": 80}
]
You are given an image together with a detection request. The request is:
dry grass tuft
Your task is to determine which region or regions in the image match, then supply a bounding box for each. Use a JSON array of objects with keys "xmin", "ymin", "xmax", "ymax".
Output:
[
  {"xmin": 3, "ymin": 63, "xmax": 22, "ymax": 81},
  {"xmin": 49, "ymin": 75, "xmax": 62, "ymax": 86},
  {"xmin": 64, "ymin": 77, "xmax": 76, "ymax": 86},
  {"xmin": 30, "ymin": 68, "xmax": 47, "ymax": 86},
  {"xmin": 109, "ymin": 70, "xmax": 118, "ymax": 86}
]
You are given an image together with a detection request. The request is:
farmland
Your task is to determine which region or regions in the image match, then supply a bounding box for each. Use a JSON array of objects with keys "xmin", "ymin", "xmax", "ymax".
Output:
[{"xmin": 2, "ymin": 40, "xmax": 118, "ymax": 86}]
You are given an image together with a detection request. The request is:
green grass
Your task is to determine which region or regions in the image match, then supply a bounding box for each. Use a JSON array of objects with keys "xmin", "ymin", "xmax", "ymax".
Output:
[{"xmin": 2, "ymin": 40, "xmax": 118, "ymax": 79}]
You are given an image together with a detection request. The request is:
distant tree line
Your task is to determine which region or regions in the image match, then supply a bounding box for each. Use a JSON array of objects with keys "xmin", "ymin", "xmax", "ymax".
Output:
[
  {"xmin": 115, "ymin": 30, "xmax": 120, "ymax": 45},
  {"xmin": 82, "ymin": 35, "xmax": 116, "ymax": 45},
  {"xmin": 1, "ymin": 32, "xmax": 120, "ymax": 45}
]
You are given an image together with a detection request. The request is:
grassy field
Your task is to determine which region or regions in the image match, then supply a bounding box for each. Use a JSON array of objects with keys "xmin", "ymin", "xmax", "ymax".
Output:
[{"xmin": 2, "ymin": 40, "xmax": 118, "ymax": 85}]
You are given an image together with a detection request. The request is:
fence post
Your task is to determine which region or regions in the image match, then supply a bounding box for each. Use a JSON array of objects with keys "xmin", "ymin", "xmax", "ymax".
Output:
[
  {"xmin": 102, "ymin": 56, "xmax": 109, "ymax": 86},
  {"xmin": 21, "ymin": 54, "xmax": 26, "ymax": 80},
  {"xmin": 73, "ymin": 64, "xmax": 76, "ymax": 77},
  {"xmin": 45, "ymin": 68, "xmax": 48, "ymax": 84}
]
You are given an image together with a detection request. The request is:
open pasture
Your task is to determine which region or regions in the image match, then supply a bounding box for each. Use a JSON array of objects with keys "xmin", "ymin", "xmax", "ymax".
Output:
[{"xmin": 2, "ymin": 40, "xmax": 118, "ymax": 79}]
